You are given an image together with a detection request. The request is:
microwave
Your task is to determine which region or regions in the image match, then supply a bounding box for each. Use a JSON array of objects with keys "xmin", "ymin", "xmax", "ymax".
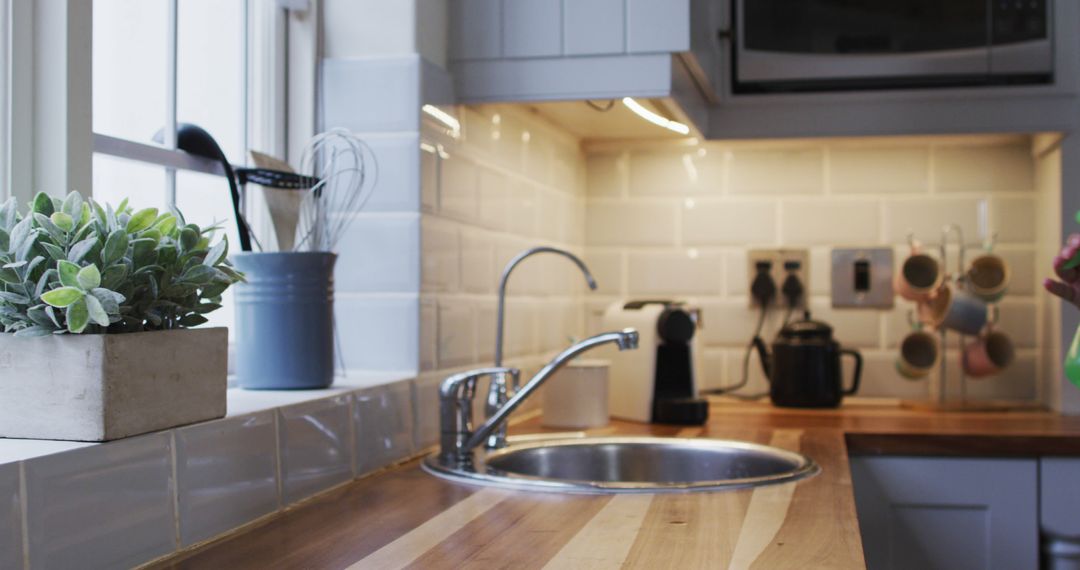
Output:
[{"xmin": 733, "ymin": 0, "xmax": 1053, "ymax": 93}]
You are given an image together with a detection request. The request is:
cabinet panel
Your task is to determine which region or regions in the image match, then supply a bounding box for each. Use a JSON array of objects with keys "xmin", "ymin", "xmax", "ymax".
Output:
[
  {"xmin": 1042, "ymin": 457, "xmax": 1080, "ymax": 536},
  {"xmin": 502, "ymin": 0, "xmax": 562, "ymax": 58},
  {"xmin": 449, "ymin": 0, "xmax": 502, "ymax": 60},
  {"xmin": 564, "ymin": 0, "xmax": 625, "ymax": 56},
  {"xmin": 627, "ymin": 0, "xmax": 690, "ymax": 53},
  {"xmin": 851, "ymin": 456, "xmax": 1038, "ymax": 570}
]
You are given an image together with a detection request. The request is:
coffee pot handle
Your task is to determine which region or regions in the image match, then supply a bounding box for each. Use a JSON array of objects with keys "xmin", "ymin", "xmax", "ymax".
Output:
[{"xmin": 840, "ymin": 348, "xmax": 862, "ymax": 396}]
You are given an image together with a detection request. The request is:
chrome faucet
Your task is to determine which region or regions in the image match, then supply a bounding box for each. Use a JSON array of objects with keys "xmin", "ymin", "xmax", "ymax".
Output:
[
  {"xmin": 436, "ymin": 329, "xmax": 639, "ymax": 466},
  {"xmin": 485, "ymin": 247, "xmax": 597, "ymax": 448},
  {"xmin": 494, "ymin": 247, "xmax": 597, "ymax": 367}
]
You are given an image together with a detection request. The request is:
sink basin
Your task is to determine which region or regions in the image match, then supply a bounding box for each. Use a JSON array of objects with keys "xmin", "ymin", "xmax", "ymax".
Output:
[{"xmin": 422, "ymin": 436, "xmax": 819, "ymax": 494}]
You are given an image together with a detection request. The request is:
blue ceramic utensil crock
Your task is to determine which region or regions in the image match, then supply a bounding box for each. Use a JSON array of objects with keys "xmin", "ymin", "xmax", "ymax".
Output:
[{"xmin": 231, "ymin": 252, "xmax": 337, "ymax": 389}]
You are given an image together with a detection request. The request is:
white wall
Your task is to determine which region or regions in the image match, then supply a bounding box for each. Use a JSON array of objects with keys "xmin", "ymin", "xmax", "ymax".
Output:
[{"xmin": 582, "ymin": 135, "xmax": 1047, "ymax": 402}]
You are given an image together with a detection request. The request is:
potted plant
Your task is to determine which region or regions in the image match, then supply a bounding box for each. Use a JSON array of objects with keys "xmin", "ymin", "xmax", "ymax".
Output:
[{"xmin": 0, "ymin": 191, "xmax": 243, "ymax": 441}]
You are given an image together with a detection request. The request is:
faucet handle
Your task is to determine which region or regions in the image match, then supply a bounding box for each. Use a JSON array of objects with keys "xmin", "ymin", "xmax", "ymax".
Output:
[{"xmin": 438, "ymin": 367, "xmax": 520, "ymax": 463}]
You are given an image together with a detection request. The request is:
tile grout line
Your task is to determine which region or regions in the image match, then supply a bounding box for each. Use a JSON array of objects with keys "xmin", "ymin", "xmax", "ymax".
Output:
[
  {"xmin": 169, "ymin": 431, "xmax": 181, "ymax": 550},
  {"xmin": 18, "ymin": 461, "xmax": 28, "ymax": 570}
]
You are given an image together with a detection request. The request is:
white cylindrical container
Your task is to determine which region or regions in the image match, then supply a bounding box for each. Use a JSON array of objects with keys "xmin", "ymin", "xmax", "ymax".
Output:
[{"xmin": 541, "ymin": 360, "xmax": 610, "ymax": 429}]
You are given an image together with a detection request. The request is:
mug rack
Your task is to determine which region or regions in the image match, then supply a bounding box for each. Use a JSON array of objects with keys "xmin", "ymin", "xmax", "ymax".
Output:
[{"xmin": 901, "ymin": 224, "xmax": 1037, "ymax": 412}]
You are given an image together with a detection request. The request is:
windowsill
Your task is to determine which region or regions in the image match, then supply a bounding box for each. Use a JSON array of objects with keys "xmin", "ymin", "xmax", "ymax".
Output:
[{"xmin": 0, "ymin": 370, "xmax": 415, "ymax": 466}]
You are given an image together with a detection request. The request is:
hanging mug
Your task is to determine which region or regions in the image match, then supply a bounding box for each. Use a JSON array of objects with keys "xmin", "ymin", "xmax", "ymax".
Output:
[
  {"xmin": 895, "ymin": 251, "xmax": 944, "ymax": 302},
  {"xmin": 917, "ymin": 284, "xmax": 988, "ymax": 336},
  {"xmin": 896, "ymin": 322, "xmax": 940, "ymax": 380},
  {"xmin": 963, "ymin": 329, "xmax": 1015, "ymax": 377},
  {"xmin": 965, "ymin": 253, "xmax": 1010, "ymax": 302}
]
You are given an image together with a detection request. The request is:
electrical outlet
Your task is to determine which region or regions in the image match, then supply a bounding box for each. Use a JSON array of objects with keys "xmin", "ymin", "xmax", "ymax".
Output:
[
  {"xmin": 747, "ymin": 249, "xmax": 809, "ymax": 308},
  {"xmin": 831, "ymin": 248, "xmax": 894, "ymax": 308}
]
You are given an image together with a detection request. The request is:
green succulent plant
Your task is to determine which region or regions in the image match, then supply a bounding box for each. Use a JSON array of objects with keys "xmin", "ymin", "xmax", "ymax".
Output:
[{"xmin": 0, "ymin": 191, "xmax": 243, "ymax": 336}]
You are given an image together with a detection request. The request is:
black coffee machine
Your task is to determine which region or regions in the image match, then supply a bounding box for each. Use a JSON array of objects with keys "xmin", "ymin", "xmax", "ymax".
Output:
[
  {"xmin": 754, "ymin": 312, "xmax": 863, "ymax": 408},
  {"xmin": 602, "ymin": 300, "xmax": 709, "ymax": 425}
]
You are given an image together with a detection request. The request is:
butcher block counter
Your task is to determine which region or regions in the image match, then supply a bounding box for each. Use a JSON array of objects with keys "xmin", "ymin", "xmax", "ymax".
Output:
[{"xmin": 155, "ymin": 399, "xmax": 1080, "ymax": 569}]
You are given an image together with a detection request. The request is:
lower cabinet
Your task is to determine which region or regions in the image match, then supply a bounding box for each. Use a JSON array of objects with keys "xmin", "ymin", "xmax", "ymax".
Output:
[
  {"xmin": 1042, "ymin": 458, "xmax": 1080, "ymax": 570},
  {"xmin": 850, "ymin": 456, "xmax": 1039, "ymax": 570}
]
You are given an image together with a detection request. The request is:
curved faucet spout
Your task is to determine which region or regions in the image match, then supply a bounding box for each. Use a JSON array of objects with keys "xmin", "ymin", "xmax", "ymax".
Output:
[
  {"xmin": 495, "ymin": 247, "xmax": 597, "ymax": 367},
  {"xmin": 466, "ymin": 329, "xmax": 638, "ymax": 453}
]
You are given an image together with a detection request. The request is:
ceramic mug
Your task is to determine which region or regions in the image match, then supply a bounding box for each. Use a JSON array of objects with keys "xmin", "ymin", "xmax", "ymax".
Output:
[
  {"xmin": 966, "ymin": 253, "xmax": 1011, "ymax": 302},
  {"xmin": 917, "ymin": 285, "xmax": 988, "ymax": 336},
  {"xmin": 963, "ymin": 330, "xmax": 1015, "ymax": 377},
  {"xmin": 895, "ymin": 252, "xmax": 944, "ymax": 302},
  {"xmin": 896, "ymin": 330, "xmax": 940, "ymax": 379}
]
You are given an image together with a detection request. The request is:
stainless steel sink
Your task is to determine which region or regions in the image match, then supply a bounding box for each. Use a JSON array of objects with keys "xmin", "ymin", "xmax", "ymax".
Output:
[{"xmin": 422, "ymin": 436, "xmax": 819, "ymax": 494}]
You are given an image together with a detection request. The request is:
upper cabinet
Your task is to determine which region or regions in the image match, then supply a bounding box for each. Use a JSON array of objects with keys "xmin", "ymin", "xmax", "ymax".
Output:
[
  {"xmin": 446, "ymin": 0, "xmax": 1080, "ymax": 139},
  {"xmin": 448, "ymin": 0, "xmax": 715, "ymax": 133}
]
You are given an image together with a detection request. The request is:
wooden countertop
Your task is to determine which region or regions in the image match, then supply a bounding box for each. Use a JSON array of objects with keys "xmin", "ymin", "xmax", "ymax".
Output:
[{"xmin": 157, "ymin": 399, "xmax": 1080, "ymax": 570}]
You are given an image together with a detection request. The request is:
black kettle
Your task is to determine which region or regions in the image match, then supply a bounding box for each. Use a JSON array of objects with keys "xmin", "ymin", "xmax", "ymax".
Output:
[{"xmin": 755, "ymin": 312, "xmax": 862, "ymax": 408}]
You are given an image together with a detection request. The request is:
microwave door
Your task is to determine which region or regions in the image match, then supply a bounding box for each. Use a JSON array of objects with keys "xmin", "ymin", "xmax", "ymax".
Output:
[{"xmin": 737, "ymin": 48, "xmax": 990, "ymax": 83}]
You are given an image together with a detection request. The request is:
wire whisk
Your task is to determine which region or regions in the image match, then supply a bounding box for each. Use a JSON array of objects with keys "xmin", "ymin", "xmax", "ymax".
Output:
[{"xmin": 295, "ymin": 129, "xmax": 379, "ymax": 252}]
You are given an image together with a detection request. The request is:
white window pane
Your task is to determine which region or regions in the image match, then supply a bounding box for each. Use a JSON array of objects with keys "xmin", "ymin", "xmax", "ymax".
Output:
[
  {"xmin": 175, "ymin": 170, "xmax": 241, "ymax": 339},
  {"xmin": 92, "ymin": 0, "xmax": 168, "ymax": 143},
  {"xmin": 178, "ymin": 0, "xmax": 245, "ymax": 164},
  {"xmin": 92, "ymin": 154, "xmax": 167, "ymax": 210}
]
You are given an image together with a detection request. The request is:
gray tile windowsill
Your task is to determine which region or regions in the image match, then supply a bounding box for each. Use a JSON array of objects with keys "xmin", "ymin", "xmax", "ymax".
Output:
[{"xmin": 0, "ymin": 370, "xmax": 414, "ymax": 466}]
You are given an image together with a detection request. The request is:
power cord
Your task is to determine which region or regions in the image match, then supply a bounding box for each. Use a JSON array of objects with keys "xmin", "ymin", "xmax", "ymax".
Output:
[{"xmin": 704, "ymin": 261, "xmax": 776, "ymax": 397}]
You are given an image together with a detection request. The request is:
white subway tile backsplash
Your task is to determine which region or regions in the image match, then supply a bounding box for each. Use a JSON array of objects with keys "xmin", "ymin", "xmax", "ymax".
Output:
[
  {"xmin": 830, "ymin": 145, "xmax": 929, "ymax": 194},
  {"xmin": 323, "ymin": 58, "xmax": 419, "ymax": 133},
  {"xmin": 421, "ymin": 218, "xmax": 460, "ymax": 293},
  {"xmin": 278, "ymin": 395, "xmax": 354, "ymax": 505},
  {"xmin": 683, "ymin": 200, "xmax": 777, "ymax": 246},
  {"xmin": 935, "ymin": 143, "xmax": 1033, "ymax": 193},
  {"xmin": 782, "ymin": 199, "xmax": 880, "ymax": 245},
  {"xmin": 477, "ymin": 167, "xmax": 511, "ymax": 232},
  {"xmin": 439, "ymin": 152, "xmax": 479, "ymax": 222},
  {"xmin": 995, "ymin": 248, "xmax": 1036, "ymax": 295},
  {"xmin": 729, "ymin": 147, "xmax": 824, "ymax": 195},
  {"xmin": 724, "ymin": 250, "xmax": 748, "ymax": 297},
  {"xmin": 437, "ymin": 301, "xmax": 476, "ymax": 368},
  {"xmin": 809, "ymin": 248, "xmax": 832, "ymax": 295},
  {"xmin": 699, "ymin": 300, "xmax": 785, "ymax": 347},
  {"xmin": 721, "ymin": 348, "xmax": 771, "ymax": 396},
  {"xmin": 335, "ymin": 296, "xmax": 419, "ymax": 372},
  {"xmin": 421, "ymin": 144, "xmax": 438, "ymax": 213},
  {"xmin": 353, "ymin": 382, "xmax": 415, "ymax": 476},
  {"xmin": 474, "ymin": 298, "xmax": 497, "ymax": 362},
  {"xmin": 992, "ymin": 196, "xmax": 1037, "ymax": 244},
  {"xmin": 586, "ymin": 200, "xmax": 677, "ymax": 246},
  {"xmin": 420, "ymin": 298, "xmax": 437, "ymax": 371},
  {"xmin": 808, "ymin": 299, "xmax": 882, "ymax": 349},
  {"xmin": 509, "ymin": 181, "xmax": 539, "ymax": 238},
  {"xmin": 336, "ymin": 215, "xmax": 420, "ymax": 294},
  {"xmin": 627, "ymin": 250, "xmax": 723, "ymax": 295},
  {"xmin": 504, "ymin": 299, "xmax": 537, "ymax": 358},
  {"xmin": 628, "ymin": 147, "xmax": 724, "ymax": 196},
  {"xmin": 176, "ymin": 412, "xmax": 279, "ymax": 547},
  {"xmin": 850, "ymin": 351, "xmax": 929, "ymax": 399},
  {"xmin": 996, "ymin": 299, "xmax": 1038, "ymax": 349},
  {"xmin": 412, "ymin": 373, "xmax": 442, "ymax": 450},
  {"xmin": 0, "ymin": 463, "xmax": 22, "ymax": 570},
  {"xmin": 460, "ymin": 230, "xmax": 495, "ymax": 294},
  {"xmin": 697, "ymin": 350, "xmax": 727, "ymax": 392},
  {"xmin": 363, "ymin": 135, "xmax": 421, "ymax": 212},
  {"xmin": 584, "ymin": 251, "xmax": 624, "ymax": 295},
  {"xmin": 26, "ymin": 433, "xmax": 176, "ymax": 569},
  {"xmin": 956, "ymin": 352, "xmax": 1038, "ymax": 400},
  {"xmin": 884, "ymin": 197, "xmax": 984, "ymax": 244},
  {"xmin": 587, "ymin": 152, "xmax": 628, "ymax": 197}
]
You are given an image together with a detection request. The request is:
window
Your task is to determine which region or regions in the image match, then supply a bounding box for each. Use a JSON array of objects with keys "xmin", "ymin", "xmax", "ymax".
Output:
[{"xmin": 92, "ymin": 0, "xmax": 287, "ymax": 335}]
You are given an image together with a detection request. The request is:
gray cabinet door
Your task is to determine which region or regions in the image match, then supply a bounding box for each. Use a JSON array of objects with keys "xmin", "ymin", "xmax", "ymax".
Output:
[{"xmin": 851, "ymin": 456, "xmax": 1038, "ymax": 570}]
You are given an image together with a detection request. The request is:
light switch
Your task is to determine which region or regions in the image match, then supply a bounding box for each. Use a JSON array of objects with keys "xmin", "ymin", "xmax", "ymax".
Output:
[{"xmin": 831, "ymin": 248, "xmax": 894, "ymax": 308}]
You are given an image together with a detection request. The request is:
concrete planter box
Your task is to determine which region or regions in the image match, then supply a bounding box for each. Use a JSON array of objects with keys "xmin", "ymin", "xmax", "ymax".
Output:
[{"xmin": 0, "ymin": 327, "xmax": 227, "ymax": 441}]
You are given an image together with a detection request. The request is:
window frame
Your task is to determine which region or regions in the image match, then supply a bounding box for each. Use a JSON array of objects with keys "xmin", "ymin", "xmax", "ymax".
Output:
[{"xmin": 87, "ymin": 0, "xmax": 291, "ymax": 213}]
